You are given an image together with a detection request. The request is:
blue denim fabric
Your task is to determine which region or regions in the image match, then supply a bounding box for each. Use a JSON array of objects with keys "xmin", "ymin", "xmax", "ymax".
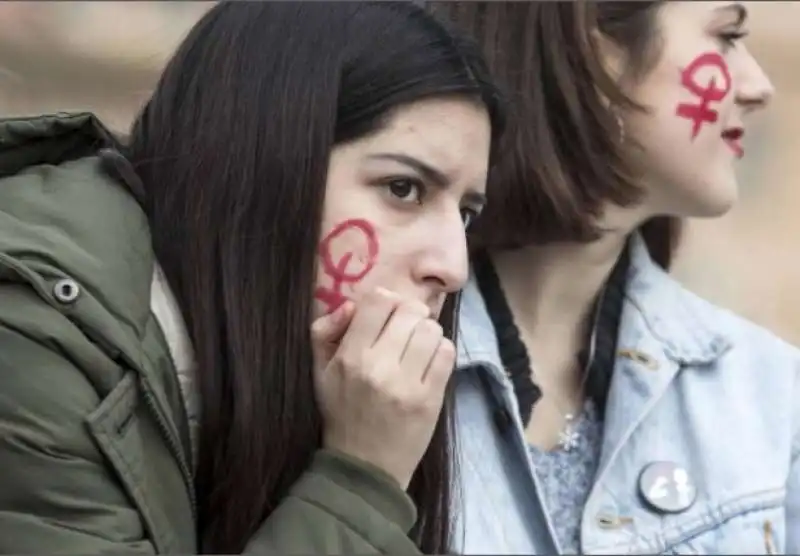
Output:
[{"xmin": 451, "ymin": 234, "xmax": 800, "ymax": 554}]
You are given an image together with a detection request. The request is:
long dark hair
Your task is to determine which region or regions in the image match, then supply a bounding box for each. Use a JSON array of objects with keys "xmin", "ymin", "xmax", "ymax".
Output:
[{"xmin": 122, "ymin": 2, "xmax": 503, "ymax": 553}]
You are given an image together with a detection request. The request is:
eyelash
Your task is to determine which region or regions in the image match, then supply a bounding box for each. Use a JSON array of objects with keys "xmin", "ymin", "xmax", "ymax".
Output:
[
  {"xmin": 382, "ymin": 177, "xmax": 482, "ymax": 229},
  {"xmin": 384, "ymin": 176, "xmax": 426, "ymax": 205},
  {"xmin": 461, "ymin": 208, "xmax": 480, "ymax": 230},
  {"xmin": 719, "ymin": 30, "xmax": 748, "ymax": 49}
]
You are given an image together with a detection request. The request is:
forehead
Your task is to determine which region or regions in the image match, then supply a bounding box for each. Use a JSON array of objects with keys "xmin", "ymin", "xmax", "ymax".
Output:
[{"xmin": 360, "ymin": 97, "xmax": 491, "ymax": 185}]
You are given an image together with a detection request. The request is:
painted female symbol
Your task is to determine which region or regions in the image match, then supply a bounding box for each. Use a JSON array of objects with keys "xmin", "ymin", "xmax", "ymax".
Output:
[
  {"xmin": 314, "ymin": 218, "xmax": 380, "ymax": 314},
  {"xmin": 675, "ymin": 52, "xmax": 732, "ymax": 140}
]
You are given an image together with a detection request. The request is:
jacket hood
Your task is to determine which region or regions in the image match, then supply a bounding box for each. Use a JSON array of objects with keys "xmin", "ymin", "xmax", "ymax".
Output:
[{"xmin": 0, "ymin": 112, "xmax": 155, "ymax": 365}]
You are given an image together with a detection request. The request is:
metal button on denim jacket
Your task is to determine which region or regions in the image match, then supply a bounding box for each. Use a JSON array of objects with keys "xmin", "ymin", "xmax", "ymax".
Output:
[{"xmin": 451, "ymin": 235, "xmax": 800, "ymax": 555}]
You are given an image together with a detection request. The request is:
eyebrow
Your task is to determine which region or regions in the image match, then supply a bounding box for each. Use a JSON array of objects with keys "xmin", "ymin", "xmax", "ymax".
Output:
[
  {"xmin": 366, "ymin": 152, "xmax": 488, "ymax": 207},
  {"xmin": 367, "ymin": 153, "xmax": 449, "ymax": 186},
  {"xmin": 716, "ymin": 3, "xmax": 748, "ymax": 26}
]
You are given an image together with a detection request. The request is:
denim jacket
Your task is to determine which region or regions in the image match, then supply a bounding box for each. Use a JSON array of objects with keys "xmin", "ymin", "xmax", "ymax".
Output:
[{"xmin": 452, "ymin": 235, "xmax": 800, "ymax": 554}]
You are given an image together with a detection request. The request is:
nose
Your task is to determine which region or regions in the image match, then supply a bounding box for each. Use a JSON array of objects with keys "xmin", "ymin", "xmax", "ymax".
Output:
[
  {"xmin": 735, "ymin": 46, "xmax": 775, "ymax": 114},
  {"xmin": 412, "ymin": 212, "xmax": 470, "ymax": 295}
]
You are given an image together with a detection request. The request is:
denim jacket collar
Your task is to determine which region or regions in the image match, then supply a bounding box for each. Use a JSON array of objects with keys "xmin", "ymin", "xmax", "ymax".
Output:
[{"xmin": 456, "ymin": 232, "xmax": 732, "ymax": 374}]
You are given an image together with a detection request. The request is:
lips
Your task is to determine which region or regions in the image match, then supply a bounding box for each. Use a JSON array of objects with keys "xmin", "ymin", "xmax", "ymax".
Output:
[{"xmin": 721, "ymin": 127, "xmax": 744, "ymax": 159}]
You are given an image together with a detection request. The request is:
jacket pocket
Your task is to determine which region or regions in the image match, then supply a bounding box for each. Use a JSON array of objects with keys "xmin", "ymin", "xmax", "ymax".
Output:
[
  {"xmin": 87, "ymin": 370, "xmax": 194, "ymax": 553},
  {"xmin": 662, "ymin": 490, "xmax": 785, "ymax": 555}
]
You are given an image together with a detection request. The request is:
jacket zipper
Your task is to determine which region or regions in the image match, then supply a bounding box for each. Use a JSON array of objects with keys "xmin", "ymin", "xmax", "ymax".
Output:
[{"xmin": 141, "ymin": 376, "xmax": 198, "ymax": 521}]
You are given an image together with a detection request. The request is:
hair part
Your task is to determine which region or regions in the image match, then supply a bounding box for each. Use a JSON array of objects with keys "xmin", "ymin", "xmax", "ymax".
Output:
[
  {"xmin": 121, "ymin": 2, "xmax": 503, "ymax": 552},
  {"xmin": 430, "ymin": 1, "xmax": 682, "ymax": 268}
]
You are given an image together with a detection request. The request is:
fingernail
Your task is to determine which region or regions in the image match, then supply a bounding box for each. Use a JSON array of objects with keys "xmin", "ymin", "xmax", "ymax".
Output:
[{"xmin": 334, "ymin": 300, "xmax": 353, "ymax": 319}]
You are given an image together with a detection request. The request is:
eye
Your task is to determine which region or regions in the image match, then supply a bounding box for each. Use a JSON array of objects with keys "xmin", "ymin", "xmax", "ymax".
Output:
[
  {"xmin": 461, "ymin": 207, "xmax": 481, "ymax": 230},
  {"xmin": 385, "ymin": 177, "xmax": 425, "ymax": 204},
  {"xmin": 718, "ymin": 30, "xmax": 748, "ymax": 50}
]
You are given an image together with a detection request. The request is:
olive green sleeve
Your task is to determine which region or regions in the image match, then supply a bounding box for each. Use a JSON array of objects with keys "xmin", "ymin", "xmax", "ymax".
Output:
[
  {"xmin": 244, "ymin": 450, "xmax": 423, "ymax": 555},
  {"xmin": 0, "ymin": 323, "xmax": 158, "ymax": 553},
  {"xmin": 0, "ymin": 321, "xmax": 423, "ymax": 555}
]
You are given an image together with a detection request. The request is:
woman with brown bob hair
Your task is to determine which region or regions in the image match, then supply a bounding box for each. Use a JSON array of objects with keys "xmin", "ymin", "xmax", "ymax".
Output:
[{"xmin": 430, "ymin": 2, "xmax": 800, "ymax": 554}]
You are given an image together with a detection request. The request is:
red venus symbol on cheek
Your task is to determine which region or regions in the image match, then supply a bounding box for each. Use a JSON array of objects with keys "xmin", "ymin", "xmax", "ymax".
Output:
[
  {"xmin": 675, "ymin": 52, "xmax": 732, "ymax": 140},
  {"xmin": 314, "ymin": 218, "xmax": 380, "ymax": 314}
]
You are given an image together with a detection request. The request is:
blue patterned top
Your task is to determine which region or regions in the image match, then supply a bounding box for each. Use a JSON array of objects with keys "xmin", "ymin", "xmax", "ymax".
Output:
[{"xmin": 528, "ymin": 400, "xmax": 604, "ymax": 554}]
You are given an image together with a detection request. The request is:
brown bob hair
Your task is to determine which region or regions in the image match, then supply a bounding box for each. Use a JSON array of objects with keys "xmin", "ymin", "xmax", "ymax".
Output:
[{"xmin": 430, "ymin": 1, "xmax": 682, "ymax": 268}]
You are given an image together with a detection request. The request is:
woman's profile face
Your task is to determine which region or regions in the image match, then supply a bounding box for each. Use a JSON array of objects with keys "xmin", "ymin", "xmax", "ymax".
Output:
[
  {"xmin": 313, "ymin": 96, "xmax": 491, "ymax": 319},
  {"xmin": 621, "ymin": 1, "xmax": 774, "ymax": 219}
]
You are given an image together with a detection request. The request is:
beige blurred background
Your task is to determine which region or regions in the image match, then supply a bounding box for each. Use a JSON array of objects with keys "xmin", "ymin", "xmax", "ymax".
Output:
[{"xmin": 1, "ymin": 1, "xmax": 799, "ymax": 343}]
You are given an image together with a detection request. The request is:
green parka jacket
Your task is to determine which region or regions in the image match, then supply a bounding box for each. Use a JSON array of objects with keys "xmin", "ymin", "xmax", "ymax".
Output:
[{"xmin": 0, "ymin": 112, "xmax": 423, "ymax": 554}]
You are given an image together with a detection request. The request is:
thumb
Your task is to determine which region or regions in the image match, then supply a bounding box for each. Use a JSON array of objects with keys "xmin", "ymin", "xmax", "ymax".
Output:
[{"xmin": 311, "ymin": 300, "xmax": 354, "ymax": 363}]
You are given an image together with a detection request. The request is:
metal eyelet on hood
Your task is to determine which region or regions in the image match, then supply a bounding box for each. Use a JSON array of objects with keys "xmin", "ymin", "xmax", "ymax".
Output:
[{"xmin": 53, "ymin": 278, "xmax": 81, "ymax": 305}]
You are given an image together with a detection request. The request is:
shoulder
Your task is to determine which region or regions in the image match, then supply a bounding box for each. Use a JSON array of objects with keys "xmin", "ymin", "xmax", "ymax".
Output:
[
  {"xmin": 685, "ymin": 286, "xmax": 800, "ymax": 413},
  {"xmin": 624, "ymin": 234, "xmax": 800, "ymax": 373},
  {"xmin": 631, "ymin": 264, "xmax": 800, "ymax": 451},
  {"xmin": 0, "ymin": 114, "xmax": 196, "ymax": 552},
  {"xmin": 624, "ymin": 239, "xmax": 800, "ymax": 440},
  {"xmin": 0, "ymin": 112, "xmax": 178, "ymax": 417},
  {"xmin": 617, "ymin": 255, "xmax": 800, "ymax": 503},
  {"xmin": 671, "ymin": 270, "xmax": 794, "ymax": 345},
  {"xmin": 652, "ymin": 271, "xmax": 800, "ymax": 369},
  {"xmin": 0, "ymin": 112, "xmax": 156, "ymax": 355}
]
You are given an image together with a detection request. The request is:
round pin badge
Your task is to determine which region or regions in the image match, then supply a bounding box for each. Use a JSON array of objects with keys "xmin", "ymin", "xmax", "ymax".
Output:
[{"xmin": 638, "ymin": 461, "xmax": 697, "ymax": 514}]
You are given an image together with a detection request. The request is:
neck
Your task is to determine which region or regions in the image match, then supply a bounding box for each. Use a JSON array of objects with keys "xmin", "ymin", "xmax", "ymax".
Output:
[{"xmin": 490, "ymin": 230, "xmax": 628, "ymax": 358}]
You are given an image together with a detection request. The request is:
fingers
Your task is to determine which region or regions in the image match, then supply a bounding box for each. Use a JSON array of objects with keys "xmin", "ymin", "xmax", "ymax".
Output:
[
  {"xmin": 399, "ymin": 319, "xmax": 444, "ymax": 381},
  {"xmin": 311, "ymin": 300, "xmax": 354, "ymax": 343},
  {"xmin": 338, "ymin": 288, "xmax": 400, "ymax": 353},
  {"xmin": 315, "ymin": 287, "xmax": 458, "ymax": 490},
  {"xmin": 423, "ymin": 338, "xmax": 456, "ymax": 393},
  {"xmin": 371, "ymin": 301, "xmax": 430, "ymax": 364},
  {"xmin": 310, "ymin": 300, "xmax": 355, "ymax": 363},
  {"xmin": 328, "ymin": 288, "xmax": 454, "ymax": 388}
]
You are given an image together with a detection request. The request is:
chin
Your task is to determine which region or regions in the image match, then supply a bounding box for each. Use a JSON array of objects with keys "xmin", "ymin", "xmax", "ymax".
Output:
[
  {"xmin": 691, "ymin": 196, "xmax": 737, "ymax": 218},
  {"xmin": 680, "ymin": 173, "xmax": 740, "ymax": 219}
]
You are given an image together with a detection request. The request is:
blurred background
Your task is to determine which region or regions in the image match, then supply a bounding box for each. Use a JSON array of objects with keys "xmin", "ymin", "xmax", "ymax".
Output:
[{"xmin": 2, "ymin": 1, "xmax": 799, "ymax": 343}]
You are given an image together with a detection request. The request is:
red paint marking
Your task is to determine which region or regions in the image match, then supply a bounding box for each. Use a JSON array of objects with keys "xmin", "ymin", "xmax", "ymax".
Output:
[
  {"xmin": 314, "ymin": 218, "xmax": 379, "ymax": 314},
  {"xmin": 675, "ymin": 52, "xmax": 732, "ymax": 140}
]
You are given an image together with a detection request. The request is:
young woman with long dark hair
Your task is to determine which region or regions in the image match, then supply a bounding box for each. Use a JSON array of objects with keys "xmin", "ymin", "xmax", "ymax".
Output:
[{"xmin": 0, "ymin": 2, "xmax": 504, "ymax": 553}]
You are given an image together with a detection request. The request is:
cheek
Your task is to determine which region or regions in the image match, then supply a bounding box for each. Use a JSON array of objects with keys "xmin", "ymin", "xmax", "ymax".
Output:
[
  {"xmin": 628, "ymin": 103, "xmax": 739, "ymax": 217},
  {"xmin": 673, "ymin": 51, "xmax": 732, "ymax": 141},
  {"xmin": 314, "ymin": 218, "xmax": 380, "ymax": 314},
  {"xmin": 628, "ymin": 51, "xmax": 734, "ymax": 174}
]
